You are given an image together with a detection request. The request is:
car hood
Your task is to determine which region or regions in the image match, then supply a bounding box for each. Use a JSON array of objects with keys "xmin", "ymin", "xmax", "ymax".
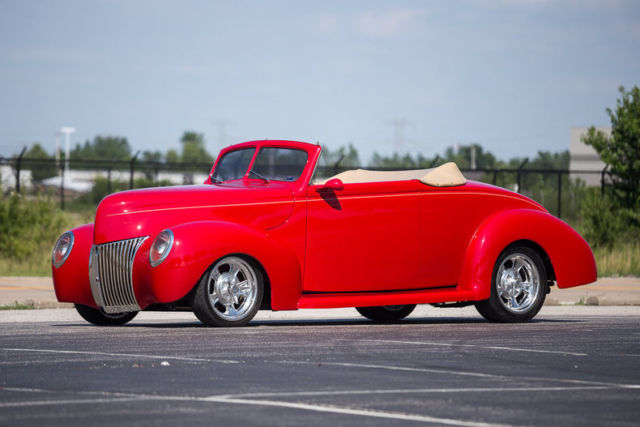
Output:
[{"xmin": 93, "ymin": 183, "xmax": 295, "ymax": 244}]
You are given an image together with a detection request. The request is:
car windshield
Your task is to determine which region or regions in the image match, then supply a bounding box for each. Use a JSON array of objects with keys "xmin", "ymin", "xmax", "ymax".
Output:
[
  {"xmin": 251, "ymin": 147, "xmax": 308, "ymax": 182},
  {"xmin": 212, "ymin": 148, "xmax": 255, "ymax": 182}
]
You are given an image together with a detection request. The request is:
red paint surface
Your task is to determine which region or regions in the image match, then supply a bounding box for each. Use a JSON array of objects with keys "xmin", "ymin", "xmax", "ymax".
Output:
[{"xmin": 52, "ymin": 139, "xmax": 597, "ymax": 312}]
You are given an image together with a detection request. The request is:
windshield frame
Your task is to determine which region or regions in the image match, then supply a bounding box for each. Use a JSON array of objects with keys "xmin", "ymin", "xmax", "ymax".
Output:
[{"xmin": 208, "ymin": 140, "xmax": 322, "ymax": 192}]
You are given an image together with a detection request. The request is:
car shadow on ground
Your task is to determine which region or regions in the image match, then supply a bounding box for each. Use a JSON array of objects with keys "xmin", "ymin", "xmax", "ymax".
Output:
[{"xmin": 53, "ymin": 316, "xmax": 578, "ymax": 329}]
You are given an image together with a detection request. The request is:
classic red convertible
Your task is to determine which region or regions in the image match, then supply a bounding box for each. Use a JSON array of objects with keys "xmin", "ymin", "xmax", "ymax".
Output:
[{"xmin": 52, "ymin": 140, "xmax": 596, "ymax": 326}]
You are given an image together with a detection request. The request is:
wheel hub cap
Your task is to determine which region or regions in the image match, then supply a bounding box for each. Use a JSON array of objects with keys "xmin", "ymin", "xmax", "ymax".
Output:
[
  {"xmin": 496, "ymin": 253, "xmax": 540, "ymax": 313},
  {"xmin": 208, "ymin": 257, "xmax": 258, "ymax": 321}
]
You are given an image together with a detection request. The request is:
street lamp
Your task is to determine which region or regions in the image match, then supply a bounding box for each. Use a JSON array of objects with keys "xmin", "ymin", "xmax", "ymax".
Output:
[{"xmin": 59, "ymin": 127, "xmax": 75, "ymax": 177}]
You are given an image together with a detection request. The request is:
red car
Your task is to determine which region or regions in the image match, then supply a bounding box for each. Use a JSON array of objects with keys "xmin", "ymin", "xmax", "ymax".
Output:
[{"xmin": 52, "ymin": 140, "xmax": 597, "ymax": 326}]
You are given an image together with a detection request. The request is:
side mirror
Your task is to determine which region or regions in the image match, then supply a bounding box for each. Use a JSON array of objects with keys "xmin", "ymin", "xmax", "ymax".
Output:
[{"xmin": 323, "ymin": 178, "xmax": 344, "ymax": 191}]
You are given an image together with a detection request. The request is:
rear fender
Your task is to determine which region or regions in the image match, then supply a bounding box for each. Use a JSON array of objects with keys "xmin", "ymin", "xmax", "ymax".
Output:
[
  {"xmin": 143, "ymin": 221, "xmax": 302, "ymax": 310},
  {"xmin": 458, "ymin": 209, "xmax": 597, "ymax": 300},
  {"xmin": 52, "ymin": 223, "xmax": 96, "ymax": 308}
]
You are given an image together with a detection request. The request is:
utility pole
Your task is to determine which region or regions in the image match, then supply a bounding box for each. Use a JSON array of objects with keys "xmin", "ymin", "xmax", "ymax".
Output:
[
  {"xmin": 470, "ymin": 145, "xmax": 477, "ymax": 170},
  {"xmin": 213, "ymin": 119, "xmax": 232, "ymax": 153},
  {"xmin": 387, "ymin": 118, "xmax": 407, "ymax": 153}
]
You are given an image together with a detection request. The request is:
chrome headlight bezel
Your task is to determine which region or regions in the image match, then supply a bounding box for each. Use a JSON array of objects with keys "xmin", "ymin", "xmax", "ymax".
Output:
[
  {"xmin": 149, "ymin": 229, "xmax": 174, "ymax": 268},
  {"xmin": 52, "ymin": 231, "xmax": 74, "ymax": 269}
]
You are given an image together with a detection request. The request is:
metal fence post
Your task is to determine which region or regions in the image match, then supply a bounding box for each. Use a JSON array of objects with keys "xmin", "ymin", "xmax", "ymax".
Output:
[
  {"xmin": 557, "ymin": 171, "xmax": 562, "ymax": 218},
  {"xmin": 129, "ymin": 151, "xmax": 140, "ymax": 189},
  {"xmin": 516, "ymin": 159, "xmax": 529, "ymax": 194},
  {"xmin": 60, "ymin": 166, "xmax": 65, "ymax": 210},
  {"xmin": 15, "ymin": 147, "xmax": 26, "ymax": 193},
  {"xmin": 107, "ymin": 166, "xmax": 112, "ymax": 194}
]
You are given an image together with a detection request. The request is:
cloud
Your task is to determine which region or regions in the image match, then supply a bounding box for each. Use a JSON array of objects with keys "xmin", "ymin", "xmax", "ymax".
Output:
[
  {"xmin": 356, "ymin": 8, "xmax": 427, "ymax": 38},
  {"xmin": 310, "ymin": 8, "xmax": 427, "ymax": 39}
]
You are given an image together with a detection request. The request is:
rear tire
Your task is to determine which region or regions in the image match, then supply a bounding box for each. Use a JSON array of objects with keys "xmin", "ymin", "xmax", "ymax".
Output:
[
  {"xmin": 356, "ymin": 304, "xmax": 416, "ymax": 321},
  {"xmin": 475, "ymin": 246, "xmax": 546, "ymax": 323},
  {"xmin": 74, "ymin": 304, "xmax": 138, "ymax": 326}
]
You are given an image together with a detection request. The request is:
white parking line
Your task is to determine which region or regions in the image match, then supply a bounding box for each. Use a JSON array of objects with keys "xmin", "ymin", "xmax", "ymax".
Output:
[
  {"xmin": 0, "ymin": 348, "xmax": 239, "ymax": 364},
  {"xmin": 219, "ymin": 385, "xmax": 612, "ymax": 399},
  {"xmin": 203, "ymin": 396, "xmax": 509, "ymax": 427},
  {"xmin": 0, "ymin": 397, "xmax": 149, "ymax": 408},
  {"xmin": 2, "ymin": 384, "xmax": 638, "ymax": 426},
  {"xmin": 0, "ymin": 386, "xmax": 508, "ymax": 426},
  {"xmin": 360, "ymin": 339, "xmax": 588, "ymax": 356},
  {"xmin": 277, "ymin": 360, "xmax": 506, "ymax": 379},
  {"xmin": 276, "ymin": 360, "xmax": 640, "ymax": 389}
]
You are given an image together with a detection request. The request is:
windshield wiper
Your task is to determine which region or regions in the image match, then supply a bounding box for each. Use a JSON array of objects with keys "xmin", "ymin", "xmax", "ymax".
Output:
[
  {"xmin": 249, "ymin": 169, "xmax": 270, "ymax": 183},
  {"xmin": 210, "ymin": 175, "xmax": 223, "ymax": 184}
]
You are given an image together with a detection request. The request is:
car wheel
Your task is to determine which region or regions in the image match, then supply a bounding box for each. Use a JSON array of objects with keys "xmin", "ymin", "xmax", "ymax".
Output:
[
  {"xmin": 193, "ymin": 256, "xmax": 263, "ymax": 327},
  {"xmin": 356, "ymin": 304, "xmax": 416, "ymax": 321},
  {"xmin": 475, "ymin": 246, "xmax": 547, "ymax": 322},
  {"xmin": 74, "ymin": 304, "xmax": 138, "ymax": 326}
]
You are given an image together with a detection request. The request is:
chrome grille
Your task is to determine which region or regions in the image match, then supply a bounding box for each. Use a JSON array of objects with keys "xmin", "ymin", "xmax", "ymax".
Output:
[{"xmin": 89, "ymin": 237, "xmax": 148, "ymax": 314}]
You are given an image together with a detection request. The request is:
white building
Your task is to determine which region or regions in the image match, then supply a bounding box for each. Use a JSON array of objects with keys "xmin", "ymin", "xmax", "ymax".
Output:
[{"xmin": 569, "ymin": 127, "xmax": 609, "ymax": 186}]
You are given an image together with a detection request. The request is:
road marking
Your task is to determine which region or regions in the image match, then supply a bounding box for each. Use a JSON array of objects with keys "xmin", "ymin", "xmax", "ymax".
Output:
[
  {"xmin": 276, "ymin": 360, "xmax": 640, "ymax": 389},
  {"xmin": 277, "ymin": 360, "xmax": 507, "ymax": 380},
  {"xmin": 203, "ymin": 396, "xmax": 509, "ymax": 427},
  {"xmin": 0, "ymin": 397, "xmax": 149, "ymax": 408},
  {"xmin": 221, "ymin": 385, "xmax": 612, "ymax": 399},
  {"xmin": 0, "ymin": 348, "xmax": 239, "ymax": 364},
  {"xmin": 3, "ymin": 384, "xmax": 638, "ymax": 425},
  {"xmin": 362, "ymin": 339, "xmax": 588, "ymax": 356},
  {"xmin": 0, "ymin": 386, "xmax": 508, "ymax": 427}
]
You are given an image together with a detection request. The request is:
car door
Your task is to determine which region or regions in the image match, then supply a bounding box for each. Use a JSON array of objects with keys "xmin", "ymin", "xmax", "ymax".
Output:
[{"xmin": 303, "ymin": 180, "xmax": 423, "ymax": 293}]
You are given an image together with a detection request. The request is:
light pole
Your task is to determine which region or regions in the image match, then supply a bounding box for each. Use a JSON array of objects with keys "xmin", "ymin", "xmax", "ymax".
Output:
[{"xmin": 59, "ymin": 127, "xmax": 75, "ymax": 178}]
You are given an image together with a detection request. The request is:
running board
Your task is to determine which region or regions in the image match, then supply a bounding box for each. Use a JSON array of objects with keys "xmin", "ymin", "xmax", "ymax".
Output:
[{"xmin": 297, "ymin": 286, "xmax": 478, "ymax": 309}]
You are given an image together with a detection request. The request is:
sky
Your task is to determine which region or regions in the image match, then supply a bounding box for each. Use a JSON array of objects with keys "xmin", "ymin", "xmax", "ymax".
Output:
[{"xmin": 0, "ymin": 0, "xmax": 639, "ymax": 164}]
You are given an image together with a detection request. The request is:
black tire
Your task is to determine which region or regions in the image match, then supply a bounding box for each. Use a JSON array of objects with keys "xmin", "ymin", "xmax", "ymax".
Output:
[
  {"xmin": 74, "ymin": 304, "xmax": 138, "ymax": 326},
  {"xmin": 193, "ymin": 255, "xmax": 264, "ymax": 327},
  {"xmin": 356, "ymin": 304, "xmax": 416, "ymax": 321},
  {"xmin": 475, "ymin": 245, "xmax": 547, "ymax": 323}
]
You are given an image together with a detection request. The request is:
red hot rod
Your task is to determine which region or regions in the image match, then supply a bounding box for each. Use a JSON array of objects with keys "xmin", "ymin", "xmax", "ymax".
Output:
[{"xmin": 52, "ymin": 140, "xmax": 597, "ymax": 326}]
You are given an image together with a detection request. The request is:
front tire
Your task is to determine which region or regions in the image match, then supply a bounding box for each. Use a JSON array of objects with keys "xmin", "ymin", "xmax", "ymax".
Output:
[
  {"xmin": 193, "ymin": 256, "xmax": 264, "ymax": 327},
  {"xmin": 356, "ymin": 304, "xmax": 416, "ymax": 321},
  {"xmin": 74, "ymin": 304, "xmax": 138, "ymax": 326},
  {"xmin": 475, "ymin": 246, "xmax": 547, "ymax": 322}
]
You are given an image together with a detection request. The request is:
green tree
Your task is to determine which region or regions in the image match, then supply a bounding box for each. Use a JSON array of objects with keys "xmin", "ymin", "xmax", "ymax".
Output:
[
  {"xmin": 320, "ymin": 143, "xmax": 361, "ymax": 168},
  {"xmin": 180, "ymin": 131, "xmax": 213, "ymax": 165},
  {"xmin": 442, "ymin": 144, "xmax": 498, "ymax": 170},
  {"xmin": 581, "ymin": 85, "xmax": 640, "ymax": 209},
  {"xmin": 166, "ymin": 149, "xmax": 180, "ymax": 164},
  {"xmin": 24, "ymin": 143, "xmax": 57, "ymax": 181},
  {"xmin": 71, "ymin": 135, "xmax": 132, "ymax": 162}
]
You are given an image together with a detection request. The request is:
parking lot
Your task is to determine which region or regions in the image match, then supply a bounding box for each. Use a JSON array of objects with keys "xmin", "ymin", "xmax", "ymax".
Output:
[{"xmin": 1, "ymin": 305, "xmax": 639, "ymax": 426}]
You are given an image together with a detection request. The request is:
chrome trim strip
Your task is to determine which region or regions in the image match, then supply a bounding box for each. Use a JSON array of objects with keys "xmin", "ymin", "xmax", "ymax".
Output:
[{"xmin": 88, "ymin": 237, "xmax": 148, "ymax": 314}]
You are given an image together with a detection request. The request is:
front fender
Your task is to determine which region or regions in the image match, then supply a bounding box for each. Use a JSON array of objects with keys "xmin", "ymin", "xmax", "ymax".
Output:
[
  {"xmin": 140, "ymin": 221, "xmax": 302, "ymax": 310},
  {"xmin": 52, "ymin": 223, "xmax": 97, "ymax": 308},
  {"xmin": 458, "ymin": 209, "xmax": 597, "ymax": 300}
]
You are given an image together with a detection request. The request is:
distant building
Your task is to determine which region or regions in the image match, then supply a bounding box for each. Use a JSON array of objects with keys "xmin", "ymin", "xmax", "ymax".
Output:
[{"xmin": 569, "ymin": 127, "xmax": 610, "ymax": 186}]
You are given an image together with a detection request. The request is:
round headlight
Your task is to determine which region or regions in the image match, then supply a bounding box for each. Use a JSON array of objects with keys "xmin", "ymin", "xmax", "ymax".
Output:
[
  {"xmin": 52, "ymin": 231, "xmax": 74, "ymax": 268},
  {"xmin": 150, "ymin": 229, "xmax": 174, "ymax": 267}
]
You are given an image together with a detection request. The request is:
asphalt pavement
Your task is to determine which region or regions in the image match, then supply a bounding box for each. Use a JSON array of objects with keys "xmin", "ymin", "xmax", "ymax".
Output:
[{"xmin": 1, "ymin": 306, "xmax": 639, "ymax": 426}]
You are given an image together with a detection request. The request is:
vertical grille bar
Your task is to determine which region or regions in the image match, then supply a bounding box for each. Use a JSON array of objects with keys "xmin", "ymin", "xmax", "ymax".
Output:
[{"xmin": 88, "ymin": 237, "xmax": 148, "ymax": 314}]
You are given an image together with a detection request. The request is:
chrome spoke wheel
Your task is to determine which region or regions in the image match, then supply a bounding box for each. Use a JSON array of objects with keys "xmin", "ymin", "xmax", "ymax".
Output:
[
  {"xmin": 207, "ymin": 256, "xmax": 259, "ymax": 322},
  {"xmin": 495, "ymin": 253, "xmax": 540, "ymax": 314}
]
